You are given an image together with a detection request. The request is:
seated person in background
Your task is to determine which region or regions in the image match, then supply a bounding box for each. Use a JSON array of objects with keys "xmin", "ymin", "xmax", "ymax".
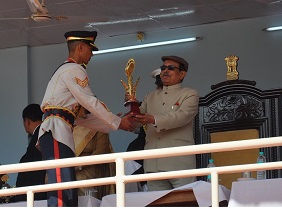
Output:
[
  {"xmin": 12, "ymin": 104, "xmax": 47, "ymax": 202},
  {"xmin": 73, "ymin": 100, "xmax": 116, "ymax": 200},
  {"xmin": 151, "ymin": 68, "xmax": 164, "ymax": 90}
]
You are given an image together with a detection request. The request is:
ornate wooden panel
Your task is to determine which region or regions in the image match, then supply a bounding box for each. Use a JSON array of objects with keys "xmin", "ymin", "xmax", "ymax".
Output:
[{"xmin": 194, "ymin": 80, "xmax": 282, "ymax": 180}]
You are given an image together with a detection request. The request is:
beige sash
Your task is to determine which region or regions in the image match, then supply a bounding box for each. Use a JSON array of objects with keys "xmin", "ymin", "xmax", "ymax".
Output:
[
  {"xmin": 74, "ymin": 126, "xmax": 98, "ymax": 156},
  {"xmin": 74, "ymin": 100, "xmax": 110, "ymax": 156}
]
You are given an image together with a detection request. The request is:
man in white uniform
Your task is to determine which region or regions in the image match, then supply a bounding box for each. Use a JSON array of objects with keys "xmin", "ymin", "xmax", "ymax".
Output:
[{"xmin": 38, "ymin": 31, "xmax": 135, "ymax": 207}]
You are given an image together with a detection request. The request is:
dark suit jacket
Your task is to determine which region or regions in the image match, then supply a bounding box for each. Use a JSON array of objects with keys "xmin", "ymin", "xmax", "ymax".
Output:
[
  {"xmin": 12, "ymin": 126, "xmax": 47, "ymax": 202},
  {"xmin": 126, "ymin": 127, "xmax": 146, "ymax": 186}
]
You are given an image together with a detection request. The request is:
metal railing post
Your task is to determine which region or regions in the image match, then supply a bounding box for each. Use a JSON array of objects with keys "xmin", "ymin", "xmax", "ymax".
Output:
[
  {"xmin": 211, "ymin": 171, "xmax": 219, "ymax": 207},
  {"xmin": 115, "ymin": 158, "xmax": 125, "ymax": 207},
  {"xmin": 26, "ymin": 190, "xmax": 34, "ymax": 207}
]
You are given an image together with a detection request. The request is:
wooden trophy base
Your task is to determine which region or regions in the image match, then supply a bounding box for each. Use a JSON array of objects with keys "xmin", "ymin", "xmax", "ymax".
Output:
[{"xmin": 124, "ymin": 100, "xmax": 141, "ymax": 116}]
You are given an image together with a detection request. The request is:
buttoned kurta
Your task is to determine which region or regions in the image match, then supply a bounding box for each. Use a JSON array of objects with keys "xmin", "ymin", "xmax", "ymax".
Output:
[
  {"xmin": 139, "ymin": 83, "xmax": 199, "ymax": 172},
  {"xmin": 39, "ymin": 62, "xmax": 121, "ymax": 152}
]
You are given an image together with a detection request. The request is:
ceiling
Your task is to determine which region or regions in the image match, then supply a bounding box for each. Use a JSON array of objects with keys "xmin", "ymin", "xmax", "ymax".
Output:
[{"xmin": 0, "ymin": 0, "xmax": 282, "ymax": 50}]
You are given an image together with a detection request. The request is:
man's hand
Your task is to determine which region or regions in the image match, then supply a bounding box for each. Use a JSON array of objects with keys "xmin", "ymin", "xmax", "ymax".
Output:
[
  {"xmin": 118, "ymin": 113, "xmax": 136, "ymax": 132},
  {"xmin": 133, "ymin": 113, "xmax": 155, "ymax": 125}
]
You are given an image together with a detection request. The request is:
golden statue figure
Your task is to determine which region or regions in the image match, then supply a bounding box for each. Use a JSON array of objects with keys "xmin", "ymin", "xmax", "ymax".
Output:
[
  {"xmin": 120, "ymin": 58, "xmax": 141, "ymax": 115},
  {"xmin": 0, "ymin": 174, "xmax": 13, "ymax": 203},
  {"xmin": 120, "ymin": 58, "xmax": 140, "ymax": 101},
  {"xmin": 225, "ymin": 55, "xmax": 239, "ymax": 80}
]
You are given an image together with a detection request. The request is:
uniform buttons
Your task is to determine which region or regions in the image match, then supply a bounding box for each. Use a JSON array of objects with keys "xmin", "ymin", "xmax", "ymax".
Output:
[
  {"xmin": 165, "ymin": 92, "xmax": 168, "ymax": 94},
  {"xmin": 163, "ymin": 103, "xmax": 165, "ymax": 105}
]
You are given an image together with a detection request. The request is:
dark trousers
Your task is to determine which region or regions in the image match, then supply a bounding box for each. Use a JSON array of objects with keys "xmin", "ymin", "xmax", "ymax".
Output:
[{"xmin": 39, "ymin": 131, "xmax": 78, "ymax": 207}]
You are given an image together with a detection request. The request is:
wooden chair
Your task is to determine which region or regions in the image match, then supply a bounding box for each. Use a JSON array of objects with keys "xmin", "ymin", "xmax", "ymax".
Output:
[{"xmin": 194, "ymin": 79, "xmax": 282, "ymax": 189}]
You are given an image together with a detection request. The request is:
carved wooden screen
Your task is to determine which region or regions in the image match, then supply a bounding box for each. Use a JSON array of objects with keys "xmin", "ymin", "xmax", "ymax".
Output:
[{"xmin": 194, "ymin": 80, "xmax": 282, "ymax": 182}]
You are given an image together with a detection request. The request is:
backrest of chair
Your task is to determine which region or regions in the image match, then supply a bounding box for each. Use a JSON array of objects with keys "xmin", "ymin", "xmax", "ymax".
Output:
[{"xmin": 194, "ymin": 79, "xmax": 282, "ymax": 188}]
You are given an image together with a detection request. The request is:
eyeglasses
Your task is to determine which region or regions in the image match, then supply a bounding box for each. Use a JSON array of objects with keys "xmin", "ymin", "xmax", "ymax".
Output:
[{"xmin": 160, "ymin": 65, "xmax": 180, "ymax": 71}]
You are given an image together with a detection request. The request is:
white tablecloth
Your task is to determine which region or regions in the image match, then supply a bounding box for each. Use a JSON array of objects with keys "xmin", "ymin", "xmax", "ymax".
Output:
[
  {"xmin": 228, "ymin": 178, "xmax": 282, "ymax": 207},
  {"xmin": 0, "ymin": 200, "xmax": 47, "ymax": 207},
  {"xmin": 101, "ymin": 180, "xmax": 230, "ymax": 207},
  {"xmin": 0, "ymin": 195, "xmax": 100, "ymax": 207}
]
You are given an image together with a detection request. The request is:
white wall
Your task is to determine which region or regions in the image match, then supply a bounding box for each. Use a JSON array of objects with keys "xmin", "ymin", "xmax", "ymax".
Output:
[
  {"xmin": 0, "ymin": 47, "xmax": 28, "ymax": 184},
  {"xmin": 1, "ymin": 14, "xmax": 282, "ymax": 185}
]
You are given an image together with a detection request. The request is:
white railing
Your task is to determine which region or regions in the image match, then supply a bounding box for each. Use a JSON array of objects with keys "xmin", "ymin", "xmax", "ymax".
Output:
[{"xmin": 1, "ymin": 136, "xmax": 282, "ymax": 207}]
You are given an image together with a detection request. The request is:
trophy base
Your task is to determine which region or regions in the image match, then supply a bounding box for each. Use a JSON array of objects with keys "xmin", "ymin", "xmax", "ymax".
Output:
[{"xmin": 124, "ymin": 100, "xmax": 141, "ymax": 116}]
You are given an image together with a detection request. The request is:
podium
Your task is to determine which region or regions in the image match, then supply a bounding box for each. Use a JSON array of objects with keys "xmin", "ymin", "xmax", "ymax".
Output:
[{"xmin": 101, "ymin": 181, "xmax": 230, "ymax": 207}]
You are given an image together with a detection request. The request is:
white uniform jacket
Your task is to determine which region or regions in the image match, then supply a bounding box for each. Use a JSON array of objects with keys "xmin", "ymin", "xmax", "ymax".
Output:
[
  {"xmin": 39, "ymin": 62, "xmax": 121, "ymax": 152},
  {"xmin": 139, "ymin": 83, "xmax": 199, "ymax": 172}
]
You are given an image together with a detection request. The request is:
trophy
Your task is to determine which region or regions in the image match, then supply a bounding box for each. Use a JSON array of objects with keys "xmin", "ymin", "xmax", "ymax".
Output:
[
  {"xmin": 0, "ymin": 174, "xmax": 13, "ymax": 203},
  {"xmin": 120, "ymin": 58, "xmax": 141, "ymax": 116}
]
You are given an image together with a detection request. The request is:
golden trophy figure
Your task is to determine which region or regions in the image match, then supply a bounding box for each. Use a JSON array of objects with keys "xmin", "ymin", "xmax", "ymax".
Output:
[
  {"xmin": 120, "ymin": 58, "xmax": 141, "ymax": 116},
  {"xmin": 0, "ymin": 174, "xmax": 12, "ymax": 203}
]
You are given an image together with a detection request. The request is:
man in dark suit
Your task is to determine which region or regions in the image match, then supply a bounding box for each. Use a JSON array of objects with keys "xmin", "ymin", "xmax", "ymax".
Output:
[{"xmin": 12, "ymin": 104, "xmax": 47, "ymax": 202}]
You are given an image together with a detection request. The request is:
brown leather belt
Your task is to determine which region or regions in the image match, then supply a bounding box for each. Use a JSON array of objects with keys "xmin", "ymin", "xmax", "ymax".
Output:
[{"xmin": 43, "ymin": 108, "xmax": 75, "ymax": 127}]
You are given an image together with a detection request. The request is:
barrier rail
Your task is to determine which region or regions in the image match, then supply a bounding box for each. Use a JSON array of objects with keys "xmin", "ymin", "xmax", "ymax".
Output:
[{"xmin": 0, "ymin": 136, "xmax": 282, "ymax": 207}]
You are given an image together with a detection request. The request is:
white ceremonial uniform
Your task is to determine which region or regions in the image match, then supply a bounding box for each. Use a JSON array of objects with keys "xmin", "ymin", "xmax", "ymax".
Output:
[{"xmin": 38, "ymin": 61, "xmax": 121, "ymax": 152}]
